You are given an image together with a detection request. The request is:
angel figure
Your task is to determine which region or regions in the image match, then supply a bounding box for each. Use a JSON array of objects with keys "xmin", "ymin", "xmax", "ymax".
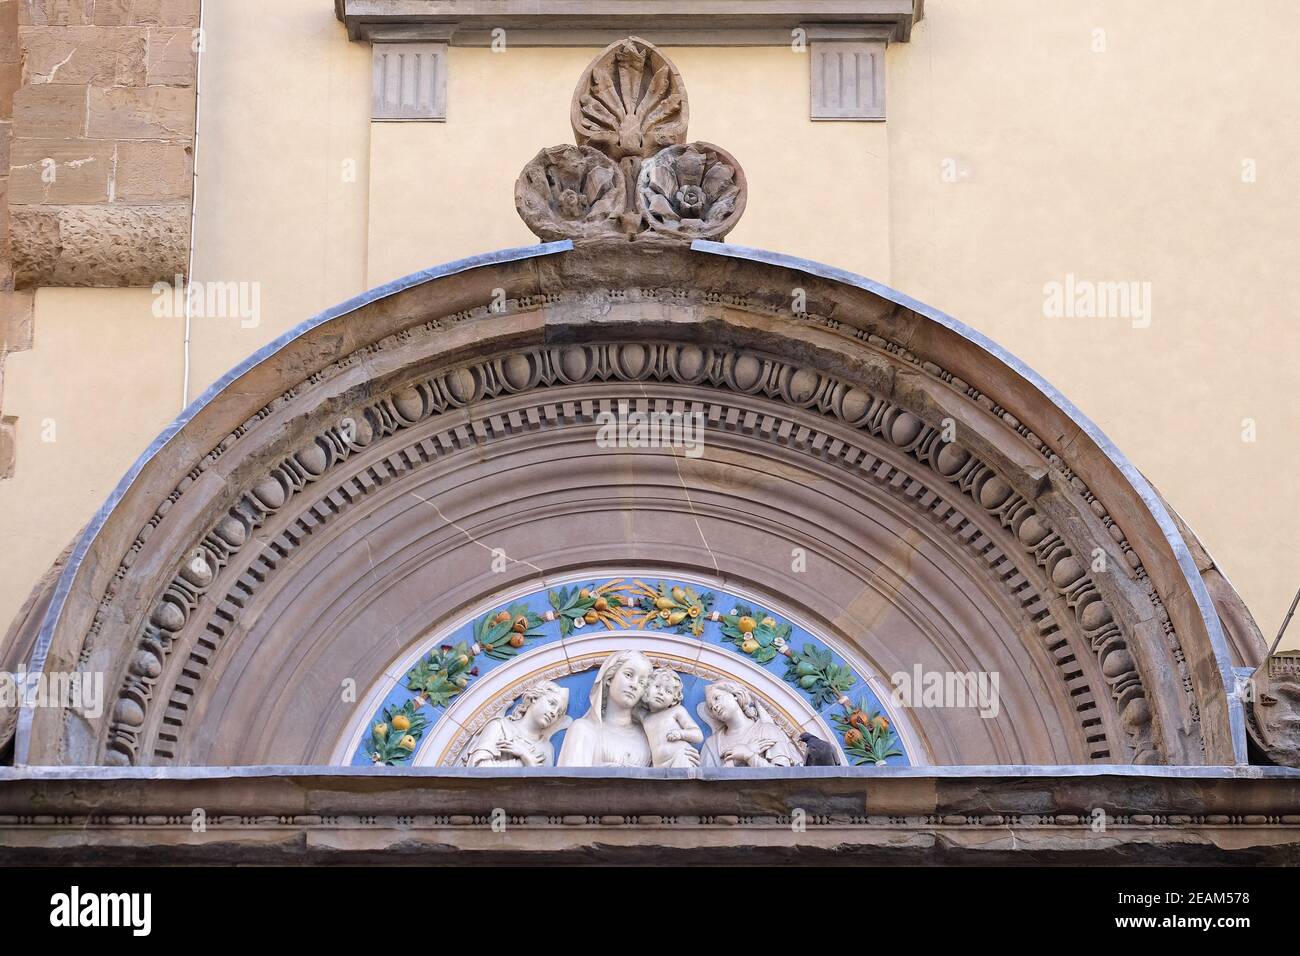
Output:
[
  {"xmin": 465, "ymin": 680, "xmax": 571, "ymax": 768},
  {"xmin": 697, "ymin": 679, "xmax": 803, "ymax": 768}
]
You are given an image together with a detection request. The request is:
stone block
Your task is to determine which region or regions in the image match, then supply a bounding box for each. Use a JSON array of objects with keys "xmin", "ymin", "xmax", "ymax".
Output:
[
  {"xmin": 92, "ymin": 0, "xmax": 132, "ymax": 26},
  {"xmin": 10, "ymin": 202, "xmax": 188, "ymax": 286},
  {"xmin": 0, "ymin": 62, "xmax": 19, "ymax": 115},
  {"xmin": 145, "ymin": 25, "xmax": 195, "ymax": 86},
  {"xmin": 371, "ymin": 42, "xmax": 446, "ymax": 121},
  {"xmin": 0, "ymin": 290, "xmax": 34, "ymax": 351},
  {"xmin": 810, "ymin": 39, "xmax": 886, "ymax": 121},
  {"xmin": 9, "ymin": 137, "xmax": 113, "ymax": 203},
  {"xmin": 18, "ymin": 0, "xmax": 92, "ymax": 26},
  {"xmin": 87, "ymin": 85, "xmax": 193, "ymax": 139},
  {"xmin": 0, "ymin": 120, "xmax": 11, "ymax": 170},
  {"xmin": 114, "ymin": 139, "xmax": 191, "ymax": 201},
  {"xmin": 12, "ymin": 82, "xmax": 86, "ymax": 136},
  {"xmin": 0, "ymin": 415, "xmax": 15, "ymax": 480},
  {"xmin": 130, "ymin": 0, "xmax": 198, "ymax": 27},
  {"xmin": 0, "ymin": 2, "xmax": 20, "ymax": 64},
  {"xmin": 19, "ymin": 25, "xmax": 147, "ymax": 85}
]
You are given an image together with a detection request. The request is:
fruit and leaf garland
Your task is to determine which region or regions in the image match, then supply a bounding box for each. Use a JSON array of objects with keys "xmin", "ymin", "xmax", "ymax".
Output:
[
  {"xmin": 406, "ymin": 640, "xmax": 478, "ymax": 708},
  {"xmin": 549, "ymin": 580, "xmax": 635, "ymax": 636},
  {"xmin": 474, "ymin": 602, "xmax": 547, "ymax": 660},
  {"xmin": 367, "ymin": 700, "xmax": 429, "ymax": 765},
  {"xmin": 719, "ymin": 604, "xmax": 791, "ymax": 665},
  {"xmin": 831, "ymin": 699, "xmax": 903, "ymax": 766},
  {"xmin": 630, "ymin": 580, "xmax": 712, "ymax": 637},
  {"xmin": 784, "ymin": 644, "xmax": 857, "ymax": 708}
]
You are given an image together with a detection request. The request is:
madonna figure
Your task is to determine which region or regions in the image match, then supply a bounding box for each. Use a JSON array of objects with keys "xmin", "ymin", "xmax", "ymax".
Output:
[{"xmin": 557, "ymin": 650, "xmax": 658, "ymax": 767}]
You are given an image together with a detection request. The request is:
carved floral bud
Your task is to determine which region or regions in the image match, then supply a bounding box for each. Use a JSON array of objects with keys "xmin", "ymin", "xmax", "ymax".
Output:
[{"xmin": 675, "ymin": 184, "xmax": 707, "ymax": 217}]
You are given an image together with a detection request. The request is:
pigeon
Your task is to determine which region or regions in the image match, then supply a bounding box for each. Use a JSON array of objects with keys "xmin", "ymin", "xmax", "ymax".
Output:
[{"xmin": 799, "ymin": 732, "xmax": 841, "ymax": 767}]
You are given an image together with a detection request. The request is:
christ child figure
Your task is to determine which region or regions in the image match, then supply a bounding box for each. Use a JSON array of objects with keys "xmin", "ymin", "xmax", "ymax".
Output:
[{"xmin": 640, "ymin": 666, "xmax": 704, "ymax": 768}]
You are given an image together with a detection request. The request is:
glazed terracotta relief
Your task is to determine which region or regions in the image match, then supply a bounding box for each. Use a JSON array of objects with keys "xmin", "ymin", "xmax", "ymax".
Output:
[{"xmin": 346, "ymin": 576, "xmax": 907, "ymax": 769}]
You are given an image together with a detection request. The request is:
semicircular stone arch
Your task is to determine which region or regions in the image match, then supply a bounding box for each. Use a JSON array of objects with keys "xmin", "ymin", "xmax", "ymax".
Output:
[{"xmin": 14, "ymin": 243, "xmax": 1247, "ymax": 769}]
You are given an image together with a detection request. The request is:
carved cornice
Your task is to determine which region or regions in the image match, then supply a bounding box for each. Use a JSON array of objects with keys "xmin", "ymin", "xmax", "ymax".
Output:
[
  {"xmin": 335, "ymin": 1, "xmax": 925, "ymax": 45},
  {"xmin": 1, "ymin": 765, "xmax": 1298, "ymax": 864}
]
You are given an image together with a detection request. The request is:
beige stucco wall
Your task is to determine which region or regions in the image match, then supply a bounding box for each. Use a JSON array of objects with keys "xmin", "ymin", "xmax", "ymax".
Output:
[
  {"xmin": 0, "ymin": 288, "xmax": 183, "ymax": 625},
  {"xmin": 1, "ymin": 0, "xmax": 1295, "ymax": 647}
]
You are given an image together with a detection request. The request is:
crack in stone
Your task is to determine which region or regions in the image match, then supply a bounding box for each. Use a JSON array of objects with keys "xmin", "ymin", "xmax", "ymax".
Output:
[{"xmin": 405, "ymin": 489, "xmax": 547, "ymax": 577}]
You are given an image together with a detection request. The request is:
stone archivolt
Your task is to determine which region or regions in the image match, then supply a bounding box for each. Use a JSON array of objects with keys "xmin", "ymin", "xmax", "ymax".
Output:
[
  {"xmin": 10, "ymin": 234, "xmax": 1248, "ymax": 770},
  {"xmin": 96, "ymin": 324, "xmax": 1165, "ymax": 768}
]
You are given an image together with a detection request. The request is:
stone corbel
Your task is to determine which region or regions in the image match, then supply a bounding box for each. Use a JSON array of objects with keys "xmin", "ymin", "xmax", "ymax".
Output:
[{"xmin": 336, "ymin": 1, "xmax": 923, "ymax": 122}]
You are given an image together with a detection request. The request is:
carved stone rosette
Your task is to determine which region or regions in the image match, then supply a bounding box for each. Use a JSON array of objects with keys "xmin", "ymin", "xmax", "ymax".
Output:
[
  {"xmin": 638, "ymin": 143, "xmax": 747, "ymax": 241},
  {"xmin": 514, "ymin": 146, "xmax": 626, "ymax": 242},
  {"xmin": 516, "ymin": 37, "xmax": 746, "ymax": 244}
]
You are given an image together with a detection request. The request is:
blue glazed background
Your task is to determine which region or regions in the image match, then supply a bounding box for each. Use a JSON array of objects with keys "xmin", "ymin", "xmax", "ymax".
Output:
[{"xmin": 351, "ymin": 578, "xmax": 909, "ymax": 767}]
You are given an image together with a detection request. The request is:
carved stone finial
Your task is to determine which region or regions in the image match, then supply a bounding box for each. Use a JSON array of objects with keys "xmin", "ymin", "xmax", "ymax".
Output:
[
  {"xmin": 570, "ymin": 37, "xmax": 689, "ymax": 160},
  {"xmin": 1246, "ymin": 652, "xmax": 1300, "ymax": 768},
  {"xmin": 516, "ymin": 36, "xmax": 746, "ymax": 244}
]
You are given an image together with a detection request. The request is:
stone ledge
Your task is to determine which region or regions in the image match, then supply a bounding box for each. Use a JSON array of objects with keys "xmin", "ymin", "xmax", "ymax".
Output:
[
  {"xmin": 10, "ymin": 202, "xmax": 188, "ymax": 287},
  {"xmin": 335, "ymin": 0, "xmax": 925, "ymax": 45},
  {"xmin": 1, "ymin": 765, "xmax": 1297, "ymax": 863}
]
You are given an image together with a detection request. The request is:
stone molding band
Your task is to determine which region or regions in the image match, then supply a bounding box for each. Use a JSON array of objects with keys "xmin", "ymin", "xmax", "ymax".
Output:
[{"xmin": 2, "ymin": 765, "xmax": 1298, "ymax": 864}]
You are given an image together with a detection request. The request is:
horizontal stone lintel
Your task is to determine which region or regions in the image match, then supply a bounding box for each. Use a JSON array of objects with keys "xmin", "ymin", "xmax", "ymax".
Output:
[
  {"xmin": 336, "ymin": 0, "xmax": 924, "ymax": 44},
  {"xmin": 1, "ymin": 764, "xmax": 1298, "ymax": 863}
]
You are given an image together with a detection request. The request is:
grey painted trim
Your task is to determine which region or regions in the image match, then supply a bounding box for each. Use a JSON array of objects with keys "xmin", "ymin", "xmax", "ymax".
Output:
[
  {"xmin": 1, "ymin": 763, "xmax": 1296, "ymax": 784},
  {"xmin": 15, "ymin": 242, "xmax": 572, "ymax": 765},
  {"xmin": 693, "ymin": 239, "xmax": 1246, "ymax": 764}
]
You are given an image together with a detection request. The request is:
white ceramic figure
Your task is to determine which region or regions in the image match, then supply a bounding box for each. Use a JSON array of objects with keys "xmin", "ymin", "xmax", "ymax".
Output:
[
  {"xmin": 639, "ymin": 666, "xmax": 704, "ymax": 768},
  {"xmin": 698, "ymin": 679, "xmax": 803, "ymax": 768},
  {"xmin": 557, "ymin": 650, "xmax": 655, "ymax": 767},
  {"xmin": 465, "ymin": 680, "xmax": 571, "ymax": 767}
]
